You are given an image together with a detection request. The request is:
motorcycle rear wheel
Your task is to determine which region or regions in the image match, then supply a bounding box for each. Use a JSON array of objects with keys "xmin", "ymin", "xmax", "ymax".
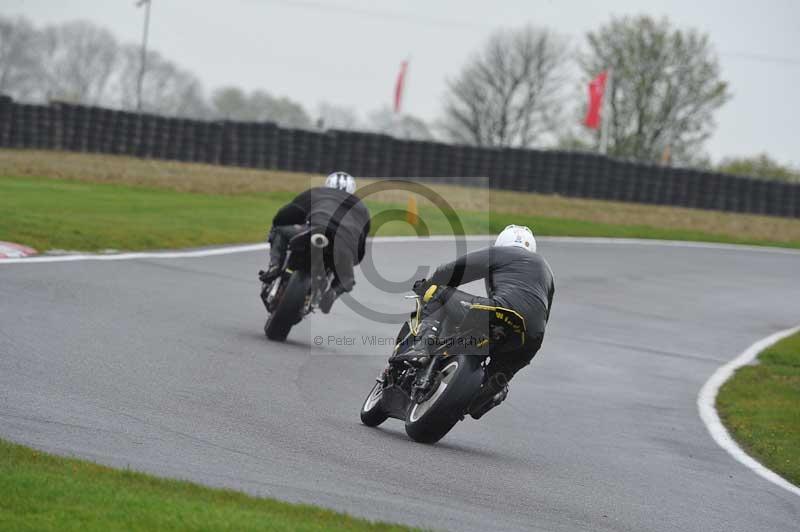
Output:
[
  {"xmin": 404, "ymin": 355, "xmax": 483, "ymax": 444},
  {"xmin": 264, "ymin": 271, "xmax": 310, "ymax": 341}
]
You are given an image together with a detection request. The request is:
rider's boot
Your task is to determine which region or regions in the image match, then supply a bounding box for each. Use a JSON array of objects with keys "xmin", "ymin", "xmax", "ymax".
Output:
[
  {"xmin": 468, "ymin": 372, "xmax": 509, "ymax": 419},
  {"xmin": 258, "ymin": 231, "xmax": 285, "ymax": 284},
  {"xmin": 319, "ymin": 284, "xmax": 345, "ymax": 314},
  {"xmin": 258, "ymin": 263, "xmax": 282, "ymax": 284}
]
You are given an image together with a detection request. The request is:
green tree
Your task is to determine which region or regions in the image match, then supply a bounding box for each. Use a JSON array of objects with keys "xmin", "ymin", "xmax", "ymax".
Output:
[
  {"xmin": 210, "ymin": 87, "xmax": 311, "ymax": 128},
  {"xmin": 367, "ymin": 106, "xmax": 434, "ymax": 140},
  {"xmin": 718, "ymin": 154, "xmax": 800, "ymax": 183},
  {"xmin": 581, "ymin": 15, "xmax": 730, "ymax": 164}
]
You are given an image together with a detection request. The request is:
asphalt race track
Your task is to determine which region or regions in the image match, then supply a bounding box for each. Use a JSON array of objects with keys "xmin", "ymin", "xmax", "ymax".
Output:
[{"xmin": 1, "ymin": 238, "xmax": 799, "ymax": 531}]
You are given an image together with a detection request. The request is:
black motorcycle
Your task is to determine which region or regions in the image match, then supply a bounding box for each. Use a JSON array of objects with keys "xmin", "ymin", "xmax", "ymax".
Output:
[
  {"xmin": 360, "ymin": 296, "xmax": 526, "ymax": 443},
  {"xmin": 260, "ymin": 227, "xmax": 333, "ymax": 341}
]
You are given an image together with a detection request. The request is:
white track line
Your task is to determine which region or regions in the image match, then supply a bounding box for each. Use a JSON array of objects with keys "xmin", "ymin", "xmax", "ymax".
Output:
[
  {"xmin": 698, "ymin": 326, "xmax": 800, "ymax": 497},
  {"xmin": 0, "ymin": 243, "xmax": 268, "ymax": 265},
  {"xmin": 539, "ymin": 236, "xmax": 800, "ymax": 255},
  {"xmin": 0, "ymin": 237, "xmax": 484, "ymax": 265},
  {"xmin": 2, "ymin": 235, "xmax": 799, "ymax": 266}
]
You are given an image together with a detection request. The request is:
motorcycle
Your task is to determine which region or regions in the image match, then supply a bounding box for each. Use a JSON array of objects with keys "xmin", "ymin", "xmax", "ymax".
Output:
[
  {"xmin": 360, "ymin": 296, "xmax": 526, "ymax": 443},
  {"xmin": 260, "ymin": 227, "xmax": 333, "ymax": 341}
]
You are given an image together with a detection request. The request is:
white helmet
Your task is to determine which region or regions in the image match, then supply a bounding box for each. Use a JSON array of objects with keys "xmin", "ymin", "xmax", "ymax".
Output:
[
  {"xmin": 325, "ymin": 171, "xmax": 356, "ymax": 194},
  {"xmin": 495, "ymin": 224, "xmax": 537, "ymax": 253}
]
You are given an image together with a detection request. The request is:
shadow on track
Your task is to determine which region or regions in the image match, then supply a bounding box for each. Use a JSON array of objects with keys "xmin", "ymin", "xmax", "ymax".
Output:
[{"xmin": 356, "ymin": 423, "xmax": 506, "ymax": 460}]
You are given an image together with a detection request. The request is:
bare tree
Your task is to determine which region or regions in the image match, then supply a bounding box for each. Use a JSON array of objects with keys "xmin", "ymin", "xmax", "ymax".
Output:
[
  {"xmin": 441, "ymin": 25, "xmax": 568, "ymax": 148},
  {"xmin": 115, "ymin": 45, "xmax": 208, "ymax": 118},
  {"xmin": 2, "ymin": 14, "xmax": 315, "ymax": 126},
  {"xmin": 582, "ymin": 15, "xmax": 730, "ymax": 164},
  {"xmin": 367, "ymin": 106, "xmax": 433, "ymax": 140},
  {"xmin": 36, "ymin": 20, "xmax": 119, "ymax": 104},
  {"xmin": 0, "ymin": 16, "xmax": 40, "ymax": 99}
]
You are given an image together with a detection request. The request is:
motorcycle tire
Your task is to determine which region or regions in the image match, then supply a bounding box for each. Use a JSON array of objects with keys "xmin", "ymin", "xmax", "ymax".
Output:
[
  {"xmin": 360, "ymin": 381, "xmax": 389, "ymax": 427},
  {"xmin": 264, "ymin": 271, "xmax": 310, "ymax": 341},
  {"xmin": 404, "ymin": 355, "xmax": 483, "ymax": 444}
]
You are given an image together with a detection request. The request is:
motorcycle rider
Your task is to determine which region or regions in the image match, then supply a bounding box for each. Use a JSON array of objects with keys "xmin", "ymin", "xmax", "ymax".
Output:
[
  {"xmin": 259, "ymin": 171, "xmax": 371, "ymax": 314},
  {"xmin": 394, "ymin": 225, "xmax": 554, "ymax": 419}
]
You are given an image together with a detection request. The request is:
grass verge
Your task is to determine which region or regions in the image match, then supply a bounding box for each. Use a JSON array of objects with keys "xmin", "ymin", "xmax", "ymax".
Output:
[
  {"xmin": 2, "ymin": 149, "xmax": 800, "ymax": 251},
  {"xmin": 4, "ymin": 175, "xmax": 800, "ymax": 252},
  {"xmin": 0, "ymin": 176, "xmax": 294, "ymax": 251},
  {"xmin": 717, "ymin": 332, "xmax": 800, "ymax": 487},
  {"xmin": 0, "ymin": 438, "xmax": 416, "ymax": 531}
]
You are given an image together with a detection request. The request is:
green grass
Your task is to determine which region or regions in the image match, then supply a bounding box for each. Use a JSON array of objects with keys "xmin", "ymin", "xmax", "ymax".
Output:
[
  {"xmin": 396, "ymin": 204, "xmax": 800, "ymax": 249},
  {"xmin": 0, "ymin": 176, "xmax": 296, "ymax": 251},
  {"xmin": 0, "ymin": 438, "xmax": 417, "ymax": 532},
  {"xmin": 2, "ymin": 175, "xmax": 800, "ymax": 252},
  {"xmin": 717, "ymin": 332, "xmax": 800, "ymax": 486}
]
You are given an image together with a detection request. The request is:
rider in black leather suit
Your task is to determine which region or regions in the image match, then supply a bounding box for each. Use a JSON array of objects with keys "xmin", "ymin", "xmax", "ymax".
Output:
[
  {"xmin": 400, "ymin": 226, "xmax": 555, "ymax": 418},
  {"xmin": 259, "ymin": 172, "xmax": 370, "ymax": 313}
]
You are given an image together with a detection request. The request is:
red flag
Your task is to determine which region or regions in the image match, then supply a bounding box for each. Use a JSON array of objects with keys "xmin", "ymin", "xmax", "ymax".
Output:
[
  {"xmin": 584, "ymin": 70, "xmax": 608, "ymax": 129},
  {"xmin": 394, "ymin": 60, "xmax": 408, "ymax": 113}
]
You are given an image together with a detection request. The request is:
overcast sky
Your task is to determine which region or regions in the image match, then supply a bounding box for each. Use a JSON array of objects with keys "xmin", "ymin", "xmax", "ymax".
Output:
[{"xmin": 4, "ymin": 0, "xmax": 799, "ymax": 164}]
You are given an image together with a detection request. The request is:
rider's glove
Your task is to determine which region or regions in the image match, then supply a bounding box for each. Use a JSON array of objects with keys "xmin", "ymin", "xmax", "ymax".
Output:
[{"xmin": 412, "ymin": 278, "xmax": 430, "ymax": 297}]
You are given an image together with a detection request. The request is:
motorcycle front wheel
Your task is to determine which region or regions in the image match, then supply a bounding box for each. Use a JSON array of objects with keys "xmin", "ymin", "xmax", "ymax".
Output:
[{"xmin": 360, "ymin": 381, "xmax": 389, "ymax": 427}]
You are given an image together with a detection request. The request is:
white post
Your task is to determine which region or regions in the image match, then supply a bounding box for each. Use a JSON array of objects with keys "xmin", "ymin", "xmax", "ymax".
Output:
[
  {"xmin": 599, "ymin": 68, "xmax": 612, "ymax": 155},
  {"xmin": 136, "ymin": 0, "xmax": 152, "ymax": 113}
]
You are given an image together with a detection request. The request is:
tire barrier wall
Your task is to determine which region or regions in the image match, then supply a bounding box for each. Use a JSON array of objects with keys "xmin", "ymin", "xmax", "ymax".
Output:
[{"xmin": 1, "ymin": 96, "xmax": 797, "ymax": 218}]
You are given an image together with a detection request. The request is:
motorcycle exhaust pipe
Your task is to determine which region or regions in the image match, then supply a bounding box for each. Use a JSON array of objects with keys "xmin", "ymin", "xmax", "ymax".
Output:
[{"xmin": 310, "ymin": 233, "xmax": 329, "ymax": 248}]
